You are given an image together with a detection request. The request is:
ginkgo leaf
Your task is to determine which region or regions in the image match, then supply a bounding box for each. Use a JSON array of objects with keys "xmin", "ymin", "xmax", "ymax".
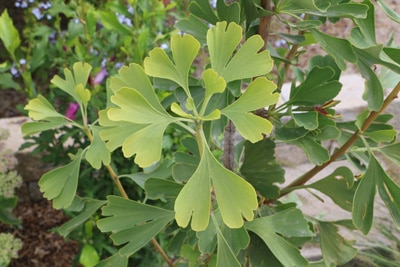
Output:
[
  {"xmin": 207, "ymin": 21, "xmax": 273, "ymax": 82},
  {"xmin": 98, "ymin": 110, "xmax": 146, "ymax": 152},
  {"xmin": 106, "ymin": 88, "xmax": 178, "ymax": 167},
  {"xmin": 97, "ymin": 196, "xmax": 175, "ymax": 257},
  {"xmin": 0, "ymin": 9, "xmax": 21, "ymax": 56},
  {"xmin": 245, "ymin": 208, "xmax": 312, "ymax": 267},
  {"xmin": 175, "ymin": 140, "xmax": 258, "ymax": 231},
  {"xmin": 74, "ymin": 84, "xmax": 91, "ymax": 108},
  {"xmin": 25, "ymin": 95, "xmax": 66, "ymax": 121},
  {"xmin": 51, "ymin": 62, "xmax": 92, "ymax": 103},
  {"xmin": 144, "ymin": 34, "xmax": 200, "ymax": 92},
  {"xmin": 39, "ymin": 149, "xmax": 84, "ymax": 209},
  {"xmin": 109, "ymin": 63, "xmax": 165, "ymax": 113},
  {"xmin": 318, "ymin": 221, "xmax": 357, "ymax": 266},
  {"xmin": 308, "ymin": 167, "xmax": 356, "ymax": 211},
  {"xmin": 21, "ymin": 118, "xmax": 68, "ymax": 136},
  {"xmin": 85, "ymin": 126, "xmax": 111, "ymax": 169},
  {"xmin": 221, "ymin": 77, "xmax": 279, "ymax": 143},
  {"xmin": 202, "ymin": 69, "xmax": 226, "ymax": 105}
]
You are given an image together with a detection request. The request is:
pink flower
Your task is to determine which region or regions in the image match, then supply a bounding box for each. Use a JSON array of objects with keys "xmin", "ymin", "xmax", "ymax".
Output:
[
  {"xmin": 93, "ymin": 68, "xmax": 108, "ymax": 86},
  {"xmin": 65, "ymin": 102, "xmax": 79, "ymax": 120}
]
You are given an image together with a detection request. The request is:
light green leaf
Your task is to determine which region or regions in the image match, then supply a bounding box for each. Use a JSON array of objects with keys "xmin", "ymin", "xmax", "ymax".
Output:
[
  {"xmin": 85, "ymin": 126, "xmax": 111, "ymax": 169},
  {"xmin": 308, "ymin": 167, "xmax": 355, "ymax": 212},
  {"xmin": 75, "ymin": 84, "xmax": 91, "ymax": 108},
  {"xmin": 25, "ymin": 95, "xmax": 65, "ymax": 121},
  {"xmin": 0, "ymin": 9, "xmax": 21, "ymax": 56},
  {"xmin": 202, "ymin": 68, "xmax": 226, "ymax": 102},
  {"xmin": 110, "ymin": 63, "xmax": 165, "ymax": 113},
  {"xmin": 293, "ymin": 111, "xmax": 319, "ymax": 130},
  {"xmin": 58, "ymin": 197, "xmax": 106, "ymax": 237},
  {"xmin": 245, "ymin": 208, "xmax": 311, "ymax": 267},
  {"xmin": 97, "ymin": 11, "xmax": 131, "ymax": 36},
  {"xmin": 39, "ymin": 150, "xmax": 84, "ymax": 209},
  {"xmin": 289, "ymin": 67, "xmax": 342, "ymax": 106},
  {"xmin": 98, "ymin": 110, "xmax": 146, "ymax": 152},
  {"xmin": 207, "ymin": 21, "xmax": 273, "ymax": 82},
  {"xmin": 97, "ymin": 196, "xmax": 174, "ymax": 256},
  {"xmin": 379, "ymin": 143, "xmax": 400, "ymax": 165},
  {"xmin": 175, "ymin": 141, "xmax": 258, "ymax": 230},
  {"xmin": 221, "ymin": 77, "xmax": 278, "ymax": 143},
  {"xmin": 51, "ymin": 62, "xmax": 92, "ymax": 103},
  {"xmin": 318, "ymin": 221, "xmax": 357, "ymax": 266},
  {"xmin": 310, "ymin": 29, "xmax": 357, "ymax": 70},
  {"xmin": 80, "ymin": 244, "xmax": 100, "ymax": 267},
  {"xmin": 240, "ymin": 139, "xmax": 285, "ymax": 199},
  {"xmin": 144, "ymin": 34, "xmax": 200, "ymax": 92},
  {"xmin": 107, "ymin": 88, "xmax": 177, "ymax": 167},
  {"xmin": 21, "ymin": 118, "xmax": 68, "ymax": 136},
  {"xmin": 95, "ymin": 253, "xmax": 128, "ymax": 267}
]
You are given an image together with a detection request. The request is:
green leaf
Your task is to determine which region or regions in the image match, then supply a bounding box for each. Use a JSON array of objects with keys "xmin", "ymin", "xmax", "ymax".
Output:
[
  {"xmin": 288, "ymin": 67, "xmax": 342, "ymax": 106},
  {"xmin": 24, "ymin": 95, "xmax": 66, "ymax": 121},
  {"xmin": 291, "ymin": 135, "xmax": 330, "ymax": 165},
  {"xmin": 318, "ymin": 221, "xmax": 357, "ymax": 266},
  {"xmin": 175, "ymin": 141, "xmax": 258, "ymax": 231},
  {"xmin": 364, "ymin": 130, "xmax": 397, "ymax": 143},
  {"xmin": 216, "ymin": 0, "xmax": 240, "ymax": 24},
  {"xmin": 97, "ymin": 11, "xmax": 131, "ymax": 36},
  {"xmin": 175, "ymin": 15, "xmax": 209, "ymax": 45},
  {"xmin": 377, "ymin": 173, "xmax": 400, "ymax": 230},
  {"xmin": 352, "ymin": 156, "xmax": 378, "ymax": 235},
  {"xmin": 58, "ymin": 197, "xmax": 106, "ymax": 237},
  {"xmin": 202, "ymin": 68, "xmax": 226, "ymax": 103},
  {"xmin": 107, "ymin": 88, "xmax": 177, "ymax": 167},
  {"xmin": 221, "ymin": 77, "xmax": 279, "ymax": 143},
  {"xmin": 51, "ymin": 62, "xmax": 92, "ymax": 103},
  {"xmin": 377, "ymin": 0, "xmax": 400, "ymax": 23},
  {"xmin": 0, "ymin": 9, "xmax": 21, "ymax": 56},
  {"xmin": 21, "ymin": 118, "xmax": 68, "ymax": 136},
  {"xmin": 310, "ymin": 29, "xmax": 357, "ymax": 70},
  {"xmin": 181, "ymin": 244, "xmax": 201, "ymax": 267},
  {"xmin": 97, "ymin": 196, "xmax": 175, "ymax": 256},
  {"xmin": 245, "ymin": 208, "xmax": 312, "ymax": 267},
  {"xmin": 379, "ymin": 143, "xmax": 400, "ymax": 165},
  {"xmin": 308, "ymin": 167, "xmax": 355, "ymax": 212},
  {"xmin": 0, "ymin": 72, "xmax": 21, "ymax": 90},
  {"xmin": 144, "ymin": 178, "xmax": 183, "ymax": 201},
  {"xmin": 75, "ymin": 84, "xmax": 91, "ymax": 108},
  {"xmin": 172, "ymin": 137, "xmax": 200, "ymax": 183},
  {"xmin": 39, "ymin": 149, "xmax": 84, "ymax": 209},
  {"xmin": 121, "ymin": 159, "xmax": 173, "ymax": 189},
  {"xmin": 352, "ymin": 1, "xmax": 376, "ymax": 46},
  {"xmin": 207, "ymin": 21, "xmax": 273, "ymax": 82},
  {"xmin": 293, "ymin": 111, "xmax": 319, "ymax": 130},
  {"xmin": 144, "ymin": 34, "xmax": 200, "ymax": 92},
  {"xmin": 0, "ymin": 196, "xmax": 19, "ymax": 225},
  {"xmin": 189, "ymin": 0, "xmax": 219, "ymax": 24},
  {"xmin": 240, "ymin": 139, "xmax": 285, "ymax": 199},
  {"xmin": 80, "ymin": 244, "xmax": 100, "ymax": 267},
  {"xmin": 85, "ymin": 126, "xmax": 111, "ymax": 169},
  {"xmin": 95, "ymin": 253, "xmax": 128, "ymax": 267}
]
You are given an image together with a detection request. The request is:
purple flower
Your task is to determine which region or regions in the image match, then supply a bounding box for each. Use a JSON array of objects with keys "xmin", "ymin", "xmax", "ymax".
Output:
[
  {"xmin": 65, "ymin": 102, "xmax": 79, "ymax": 120},
  {"xmin": 93, "ymin": 68, "xmax": 108, "ymax": 86}
]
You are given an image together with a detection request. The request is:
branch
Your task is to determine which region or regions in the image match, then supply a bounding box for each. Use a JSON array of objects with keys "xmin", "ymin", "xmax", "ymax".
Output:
[{"xmin": 279, "ymin": 81, "xmax": 400, "ymax": 196}]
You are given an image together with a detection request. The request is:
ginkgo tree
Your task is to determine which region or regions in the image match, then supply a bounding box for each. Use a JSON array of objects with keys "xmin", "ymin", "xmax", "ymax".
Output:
[{"xmin": 21, "ymin": 0, "xmax": 400, "ymax": 266}]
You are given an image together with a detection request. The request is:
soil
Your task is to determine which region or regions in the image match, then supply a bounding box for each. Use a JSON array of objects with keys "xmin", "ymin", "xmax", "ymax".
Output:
[{"xmin": 1, "ymin": 1, "xmax": 399, "ymax": 266}]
